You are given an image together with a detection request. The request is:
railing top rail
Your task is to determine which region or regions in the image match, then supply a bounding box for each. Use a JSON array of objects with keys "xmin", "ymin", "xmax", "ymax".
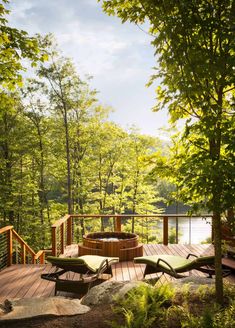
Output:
[
  {"xmin": 0, "ymin": 225, "xmax": 13, "ymax": 234},
  {"xmin": 34, "ymin": 250, "xmax": 44, "ymax": 260},
  {"xmin": 51, "ymin": 214, "xmax": 70, "ymax": 228},
  {"xmin": 12, "ymin": 229, "xmax": 36, "ymax": 256},
  {"xmin": 70, "ymin": 214, "xmax": 213, "ymax": 218}
]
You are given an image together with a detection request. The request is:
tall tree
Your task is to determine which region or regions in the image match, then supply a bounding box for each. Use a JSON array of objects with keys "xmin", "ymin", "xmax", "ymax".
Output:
[
  {"xmin": 22, "ymin": 80, "xmax": 52, "ymax": 246},
  {"xmin": 100, "ymin": 0, "xmax": 235, "ymax": 303},
  {"xmin": 125, "ymin": 132, "xmax": 161, "ymax": 232},
  {"xmin": 38, "ymin": 57, "xmax": 83, "ymax": 214},
  {"xmin": 0, "ymin": 93, "xmax": 21, "ymax": 225}
]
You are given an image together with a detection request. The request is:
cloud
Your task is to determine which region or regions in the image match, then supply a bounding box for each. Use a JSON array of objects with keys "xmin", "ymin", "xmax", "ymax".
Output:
[{"xmin": 7, "ymin": 0, "xmax": 169, "ymax": 136}]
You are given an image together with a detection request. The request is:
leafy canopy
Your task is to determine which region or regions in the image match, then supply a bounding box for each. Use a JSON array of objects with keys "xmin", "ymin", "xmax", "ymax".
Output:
[{"xmin": 0, "ymin": 0, "xmax": 48, "ymax": 90}]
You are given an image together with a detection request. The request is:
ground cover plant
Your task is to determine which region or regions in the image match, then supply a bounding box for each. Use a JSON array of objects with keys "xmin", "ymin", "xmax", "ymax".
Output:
[{"xmin": 109, "ymin": 282, "xmax": 235, "ymax": 328}]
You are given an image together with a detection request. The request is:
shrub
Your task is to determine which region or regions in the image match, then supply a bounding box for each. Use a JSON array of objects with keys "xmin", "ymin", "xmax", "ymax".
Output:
[
  {"xmin": 109, "ymin": 282, "xmax": 235, "ymax": 328},
  {"xmin": 109, "ymin": 283, "xmax": 174, "ymax": 328}
]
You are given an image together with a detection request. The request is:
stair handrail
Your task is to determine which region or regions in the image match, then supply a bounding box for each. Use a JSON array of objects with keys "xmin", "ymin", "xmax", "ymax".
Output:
[{"xmin": 0, "ymin": 225, "xmax": 45, "ymax": 269}]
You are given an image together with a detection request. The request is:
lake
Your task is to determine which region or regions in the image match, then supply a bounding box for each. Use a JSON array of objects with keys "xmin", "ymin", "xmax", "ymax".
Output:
[{"xmin": 168, "ymin": 217, "xmax": 212, "ymax": 244}]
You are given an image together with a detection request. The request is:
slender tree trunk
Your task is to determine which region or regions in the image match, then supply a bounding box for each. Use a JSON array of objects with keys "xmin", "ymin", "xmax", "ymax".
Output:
[
  {"xmin": 17, "ymin": 158, "xmax": 23, "ymax": 233},
  {"xmin": 77, "ymin": 168, "xmax": 85, "ymax": 238},
  {"xmin": 131, "ymin": 169, "xmax": 139, "ymax": 233},
  {"xmin": 213, "ymin": 212, "xmax": 223, "ymax": 304},
  {"xmin": 98, "ymin": 154, "xmax": 105, "ymax": 231},
  {"xmin": 63, "ymin": 108, "xmax": 72, "ymax": 214},
  {"xmin": 37, "ymin": 126, "xmax": 47, "ymax": 247},
  {"xmin": 3, "ymin": 133, "xmax": 14, "ymax": 225}
]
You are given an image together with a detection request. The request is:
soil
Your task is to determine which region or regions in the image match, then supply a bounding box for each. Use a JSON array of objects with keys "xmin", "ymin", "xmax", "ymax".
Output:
[{"xmin": 0, "ymin": 304, "xmax": 122, "ymax": 328}]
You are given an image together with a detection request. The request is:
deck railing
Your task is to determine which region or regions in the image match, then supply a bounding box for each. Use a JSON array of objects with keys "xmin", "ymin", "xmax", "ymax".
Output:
[
  {"xmin": 51, "ymin": 214, "xmax": 213, "ymax": 257},
  {"xmin": 0, "ymin": 226, "xmax": 45, "ymax": 271}
]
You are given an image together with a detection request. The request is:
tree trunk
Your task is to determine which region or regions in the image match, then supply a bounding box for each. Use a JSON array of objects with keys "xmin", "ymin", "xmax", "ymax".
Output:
[
  {"xmin": 63, "ymin": 108, "xmax": 72, "ymax": 214},
  {"xmin": 213, "ymin": 212, "xmax": 224, "ymax": 304},
  {"xmin": 131, "ymin": 170, "xmax": 139, "ymax": 233}
]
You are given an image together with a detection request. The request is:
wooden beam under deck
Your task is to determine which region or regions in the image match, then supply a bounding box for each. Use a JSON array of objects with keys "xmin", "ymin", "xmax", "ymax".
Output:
[{"xmin": 0, "ymin": 244, "xmax": 234, "ymax": 302}]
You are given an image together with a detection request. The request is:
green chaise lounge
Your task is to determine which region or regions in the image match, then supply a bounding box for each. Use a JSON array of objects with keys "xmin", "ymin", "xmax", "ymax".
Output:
[
  {"xmin": 134, "ymin": 254, "xmax": 222, "ymax": 279},
  {"xmin": 41, "ymin": 255, "xmax": 119, "ymax": 295}
]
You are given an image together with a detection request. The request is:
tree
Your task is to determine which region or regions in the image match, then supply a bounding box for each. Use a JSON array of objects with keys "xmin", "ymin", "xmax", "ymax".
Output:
[
  {"xmin": 0, "ymin": 0, "xmax": 47, "ymax": 90},
  {"xmin": 124, "ymin": 132, "xmax": 162, "ymax": 232},
  {"xmin": 0, "ymin": 91, "xmax": 44, "ymax": 247},
  {"xmin": 87, "ymin": 120, "xmax": 127, "ymax": 229},
  {"xmin": 22, "ymin": 80, "xmax": 52, "ymax": 247},
  {"xmin": 38, "ymin": 56, "xmax": 84, "ymax": 214},
  {"xmin": 100, "ymin": 0, "xmax": 235, "ymax": 304},
  {"xmin": 0, "ymin": 92, "xmax": 22, "ymax": 225}
]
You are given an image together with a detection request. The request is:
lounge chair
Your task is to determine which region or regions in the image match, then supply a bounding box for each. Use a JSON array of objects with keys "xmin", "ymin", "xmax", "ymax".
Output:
[
  {"xmin": 134, "ymin": 254, "xmax": 229, "ymax": 279},
  {"xmin": 221, "ymin": 224, "xmax": 235, "ymax": 258},
  {"xmin": 41, "ymin": 255, "xmax": 119, "ymax": 295}
]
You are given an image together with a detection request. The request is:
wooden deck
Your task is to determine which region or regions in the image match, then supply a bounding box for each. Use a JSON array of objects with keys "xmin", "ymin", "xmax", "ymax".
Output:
[{"xmin": 0, "ymin": 244, "xmax": 234, "ymax": 302}]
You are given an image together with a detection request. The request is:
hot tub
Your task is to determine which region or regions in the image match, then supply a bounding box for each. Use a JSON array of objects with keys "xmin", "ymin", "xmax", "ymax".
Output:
[{"xmin": 78, "ymin": 231, "xmax": 143, "ymax": 261}]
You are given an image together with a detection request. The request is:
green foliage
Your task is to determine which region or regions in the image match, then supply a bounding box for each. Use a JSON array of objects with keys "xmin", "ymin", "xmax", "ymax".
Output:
[
  {"xmin": 110, "ymin": 283, "xmax": 174, "ymax": 328},
  {"xmin": 0, "ymin": 1, "xmax": 48, "ymax": 90},
  {"xmin": 0, "ymin": 38, "xmax": 165, "ymax": 249},
  {"xmin": 99, "ymin": 0, "xmax": 235, "ymax": 303},
  {"xmin": 122, "ymin": 217, "xmax": 161, "ymax": 244},
  {"xmin": 110, "ymin": 283, "xmax": 235, "ymax": 328},
  {"xmin": 213, "ymin": 302, "xmax": 235, "ymax": 328}
]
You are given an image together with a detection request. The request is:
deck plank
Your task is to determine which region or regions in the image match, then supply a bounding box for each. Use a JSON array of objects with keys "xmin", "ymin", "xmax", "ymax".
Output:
[
  {"xmin": 23, "ymin": 266, "xmax": 53, "ymax": 298},
  {"xmin": 0, "ymin": 243, "xmax": 234, "ymax": 301}
]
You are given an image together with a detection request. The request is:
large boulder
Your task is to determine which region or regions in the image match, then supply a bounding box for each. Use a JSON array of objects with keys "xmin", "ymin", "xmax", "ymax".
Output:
[
  {"xmin": 81, "ymin": 280, "xmax": 150, "ymax": 306},
  {"xmin": 0, "ymin": 297, "xmax": 90, "ymax": 321}
]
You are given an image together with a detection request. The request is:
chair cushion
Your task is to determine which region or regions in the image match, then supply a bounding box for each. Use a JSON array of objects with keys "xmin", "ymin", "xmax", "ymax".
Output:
[
  {"xmin": 134, "ymin": 254, "xmax": 214, "ymax": 273},
  {"xmin": 134, "ymin": 255, "xmax": 194, "ymax": 272},
  {"xmin": 79, "ymin": 255, "xmax": 119, "ymax": 272},
  {"xmin": 47, "ymin": 255, "xmax": 119, "ymax": 272}
]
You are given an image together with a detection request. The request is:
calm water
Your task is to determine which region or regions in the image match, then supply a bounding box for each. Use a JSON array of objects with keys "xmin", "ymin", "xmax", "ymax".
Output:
[{"xmin": 168, "ymin": 217, "xmax": 212, "ymax": 244}]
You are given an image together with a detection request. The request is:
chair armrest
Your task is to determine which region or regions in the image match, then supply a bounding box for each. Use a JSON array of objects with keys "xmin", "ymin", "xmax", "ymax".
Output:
[
  {"xmin": 186, "ymin": 253, "xmax": 198, "ymax": 259},
  {"xmin": 97, "ymin": 258, "xmax": 109, "ymax": 276},
  {"xmin": 156, "ymin": 258, "xmax": 178, "ymax": 277}
]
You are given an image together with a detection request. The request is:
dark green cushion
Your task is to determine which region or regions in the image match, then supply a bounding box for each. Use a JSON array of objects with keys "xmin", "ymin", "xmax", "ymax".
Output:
[
  {"xmin": 134, "ymin": 254, "xmax": 214, "ymax": 273},
  {"xmin": 79, "ymin": 255, "xmax": 119, "ymax": 272},
  {"xmin": 47, "ymin": 255, "xmax": 119, "ymax": 272},
  {"xmin": 134, "ymin": 255, "xmax": 193, "ymax": 272}
]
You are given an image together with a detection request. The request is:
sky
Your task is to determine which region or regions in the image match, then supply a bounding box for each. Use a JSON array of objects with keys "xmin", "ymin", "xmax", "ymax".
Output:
[{"xmin": 7, "ymin": 0, "xmax": 170, "ymax": 137}]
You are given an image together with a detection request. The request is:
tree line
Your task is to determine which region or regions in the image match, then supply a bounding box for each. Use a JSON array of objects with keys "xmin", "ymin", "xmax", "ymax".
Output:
[{"xmin": 0, "ymin": 35, "xmax": 168, "ymax": 249}]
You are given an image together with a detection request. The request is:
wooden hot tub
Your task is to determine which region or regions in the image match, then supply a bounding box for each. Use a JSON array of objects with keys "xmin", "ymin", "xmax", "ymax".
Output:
[{"xmin": 78, "ymin": 231, "xmax": 143, "ymax": 261}]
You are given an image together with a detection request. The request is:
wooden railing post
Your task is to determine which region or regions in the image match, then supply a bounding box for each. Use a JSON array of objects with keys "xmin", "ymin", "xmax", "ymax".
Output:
[
  {"xmin": 163, "ymin": 216, "xmax": 168, "ymax": 245},
  {"xmin": 21, "ymin": 244, "xmax": 26, "ymax": 264},
  {"xmin": 52, "ymin": 226, "xmax": 57, "ymax": 256},
  {"xmin": 115, "ymin": 216, "xmax": 122, "ymax": 232},
  {"xmin": 67, "ymin": 215, "xmax": 72, "ymax": 245},
  {"xmin": 40, "ymin": 252, "xmax": 45, "ymax": 264},
  {"xmin": 7, "ymin": 228, "xmax": 13, "ymax": 266},
  {"xmin": 34, "ymin": 250, "xmax": 45, "ymax": 264},
  {"xmin": 61, "ymin": 223, "xmax": 65, "ymax": 254}
]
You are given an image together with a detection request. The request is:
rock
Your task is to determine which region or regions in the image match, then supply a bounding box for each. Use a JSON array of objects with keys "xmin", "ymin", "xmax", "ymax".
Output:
[
  {"xmin": 0, "ymin": 297, "xmax": 90, "ymax": 321},
  {"xmin": 173, "ymin": 276, "xmax": 215, "ymax": 290},
  {"xmin": 81, "ymin": 280, "xmax": 149, "ymax": 306}
]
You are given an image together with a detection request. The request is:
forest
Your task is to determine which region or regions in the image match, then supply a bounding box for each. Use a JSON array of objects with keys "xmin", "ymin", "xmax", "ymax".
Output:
[
  {"xmin": 1, "ymin": 0, "xmax": 235, "ymax": 304},
  {"xmin": 0, "ymin": 33, "xmax": 173, "ymax": 250}
]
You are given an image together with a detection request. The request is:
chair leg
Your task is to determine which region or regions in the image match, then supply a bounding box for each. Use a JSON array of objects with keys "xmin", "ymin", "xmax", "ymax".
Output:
[{"xmin": 54, "ymin": 283, "xmax": 58, "ymax": 296}]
